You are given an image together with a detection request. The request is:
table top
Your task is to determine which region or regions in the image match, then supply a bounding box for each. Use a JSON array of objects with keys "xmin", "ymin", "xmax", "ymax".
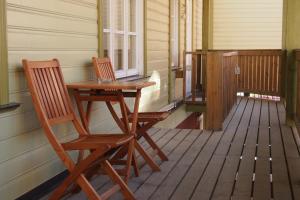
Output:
[{"xmin": 66, "ymin": 80, "xmax": 156, "ymax": 90}]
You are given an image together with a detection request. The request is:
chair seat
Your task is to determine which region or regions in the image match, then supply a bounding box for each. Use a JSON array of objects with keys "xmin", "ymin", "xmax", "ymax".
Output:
[
  {"xmin": 62, "ymin": 134, "xmax": 133, "ymax": 150},
  {"xmin": 127, "ymin": 112, "xmax": 170, "ymax": 122}
]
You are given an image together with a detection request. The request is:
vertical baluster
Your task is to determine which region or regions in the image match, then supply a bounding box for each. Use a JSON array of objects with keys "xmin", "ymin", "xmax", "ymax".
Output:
[
  {"xmin": 249, "ymin": 55, "xmax": 253, "ymax": 92},
  {"xmin": 273, "ymin": 55, "xmax": 278, "ymax": 94}
]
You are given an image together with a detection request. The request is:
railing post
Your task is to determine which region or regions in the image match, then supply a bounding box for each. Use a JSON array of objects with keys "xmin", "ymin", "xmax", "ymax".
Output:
[{"xmin": 280, "ymin": 50, "xmax": 287, "ymax": 99}]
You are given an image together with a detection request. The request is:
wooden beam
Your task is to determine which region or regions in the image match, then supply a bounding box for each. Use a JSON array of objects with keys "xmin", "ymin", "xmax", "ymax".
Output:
[
  {"xmin": 283, "ymin": 0, "xmax": 300, "ymax": 124},
  {"xmin": 205, "ymin": 52, "xmax": 223, "ymax": 130},
  {"xmin": 202, "ymin": 0, "xmax": 213, "ymax": 50},
  {"xmin": 0, "ymin": 0, "xmax": 8, "ymax": 105}
]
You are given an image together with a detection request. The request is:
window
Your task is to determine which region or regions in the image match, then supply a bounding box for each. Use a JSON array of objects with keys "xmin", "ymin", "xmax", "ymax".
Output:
[{"xmin": 102, "ymin": 0, "xmax": 144, "ymax": 78}]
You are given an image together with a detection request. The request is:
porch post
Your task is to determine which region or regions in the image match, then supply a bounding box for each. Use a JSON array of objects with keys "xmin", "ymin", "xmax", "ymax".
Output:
[
  {"xmin": 283, "ymin": 0, "xmax": 300, "ymax": 124},
  {"xmin": 202, "ymin": 0, "xmax": 213, "ymax": 50},
  {"xmin": 0, "ymin": 0, "xmax": 9, "ymax": 105}
]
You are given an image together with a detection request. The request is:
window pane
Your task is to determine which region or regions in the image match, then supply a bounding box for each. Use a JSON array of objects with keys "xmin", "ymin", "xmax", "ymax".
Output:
[
  {"xmin": 114, "ymin": 0, "xmax": 124, "ymax": 31},
  {"xmin": 102, "ymin": 0, "xmax": 109, "ymax": 29},
  {"xmin": 103, "ymin": 32, "xmax": 110, "ymax": 58},
  {"xmin": 129, "ymin": 0, "xmax": 136, "ymax": 32},
  {"xmin": 114, "ymin": 34, "xmax": 124, "ymax": 70},
  {"xmin": 128, "ymin": 36, "xmax": 136, "ymax": 69}
]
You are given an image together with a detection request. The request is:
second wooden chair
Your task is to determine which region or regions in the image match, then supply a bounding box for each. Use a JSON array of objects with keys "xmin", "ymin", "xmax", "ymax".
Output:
[{"xmin": 92, "ymin": 57, "xmax": 170, "ymax": 165}]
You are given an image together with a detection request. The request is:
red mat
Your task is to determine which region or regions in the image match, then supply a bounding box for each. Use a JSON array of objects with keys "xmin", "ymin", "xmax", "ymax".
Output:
[{"xmin": 176, "ymin": 112, "xmax": 201, "ymax": 129}]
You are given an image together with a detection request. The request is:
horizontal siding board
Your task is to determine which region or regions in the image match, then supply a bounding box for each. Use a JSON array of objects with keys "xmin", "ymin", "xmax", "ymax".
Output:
[
  {"xmin": 8, "ymin": 0, "xmax": 97, "ymax": 19},
  {"xmin": 7, "ymin": 10, "xmax": 97, "ymax": 35},
  {"xmin": 8, "ymin": 51, "xmax": 97, "ymax": 71},
  {"xmin": 8, "ymin": 31, "xmax": 97, "ymax": 50}
]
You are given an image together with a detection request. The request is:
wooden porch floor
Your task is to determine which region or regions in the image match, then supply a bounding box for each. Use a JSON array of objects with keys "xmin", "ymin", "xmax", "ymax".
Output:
[{"xmin": 46, "ymin": 97, "xmax": 300, "ymax": 200}]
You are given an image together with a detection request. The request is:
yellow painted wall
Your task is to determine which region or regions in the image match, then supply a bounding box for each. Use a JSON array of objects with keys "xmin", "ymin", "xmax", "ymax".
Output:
[
  {"xmin": 146, "ymin": 0, "xmax": 170, "ymax": 107},
  {"xmin": 0, "ymin": 0, "xmax": 169, "ymax": 199},
  {"xmin": 194, "ymin": 0, "xmax": 202, "ymax": 50},
  {"xmin": 212, "ymin": 0, "xmax": 283, "ymax": 49}
]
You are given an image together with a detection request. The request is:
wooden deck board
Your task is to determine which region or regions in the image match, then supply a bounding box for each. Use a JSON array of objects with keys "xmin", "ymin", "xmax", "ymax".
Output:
[
  {"xmin": 232, "ymin": 99, "xmax": 261, "ymax": 199},
  {"xmin": 148, "ymin": 130, "xmax": 211, "ymax": 200},
  {"xmin": 41, "ymin": 97, "xmax": 299, "ymax": 200},
  {"xmin": 211, "ymin": 99, "xmax": 255, "ymax": 200},
  {"xmin": 269, "ymin": 101, "xmax": 293, "ymax": 199}
]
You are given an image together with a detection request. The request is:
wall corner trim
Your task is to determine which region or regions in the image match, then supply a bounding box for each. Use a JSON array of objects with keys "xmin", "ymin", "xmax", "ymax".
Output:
[{"xmin": 0, "ymin": 0, "xmax": 9, "ymax": 105}]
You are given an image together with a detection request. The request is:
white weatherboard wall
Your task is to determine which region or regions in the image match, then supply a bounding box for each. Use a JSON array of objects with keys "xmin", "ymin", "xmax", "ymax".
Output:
[
  {"xmin": 213, "ymin": 0, "xmax": 283, "ymax": 49},
  {"xmin": 0, "ymin": 0, "xmax": 168, "ymax": 199}
]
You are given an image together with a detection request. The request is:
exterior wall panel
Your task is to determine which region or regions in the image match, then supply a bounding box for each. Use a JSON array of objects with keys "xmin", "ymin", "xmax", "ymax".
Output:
[
  {"xmin": 146, "ymin": 0, "xmax": 170, "ymax": 106},
  {"xmin": 213, "ymin": 0, "xmax": 283, "ymax": 49},
  {"xmin": 0, "ymin": 0, "xmax": 169, "ymax": 199}
]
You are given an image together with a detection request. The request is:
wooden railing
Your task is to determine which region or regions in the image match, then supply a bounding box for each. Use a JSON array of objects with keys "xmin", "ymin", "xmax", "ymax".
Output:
[
  {"xmin": 222, "ymin": 52, "xmax": 238, "ymax": 119},
  {"xmin": 181, "ymin": 49, "xmax": 286, "ymax": 130},
  {"xmin": 237, "ymin": 50, "xmax": 285, "ymax": 96}
]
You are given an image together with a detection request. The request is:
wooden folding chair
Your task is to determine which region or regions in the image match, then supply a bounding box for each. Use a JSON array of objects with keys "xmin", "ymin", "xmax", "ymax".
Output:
[
  {"xmin": 23, "ymin": 59, "xmax": 136, "ymax": 200},
  {"xmin": 92, "ymin": 57, "xmax": 170, "ymax": 163}
]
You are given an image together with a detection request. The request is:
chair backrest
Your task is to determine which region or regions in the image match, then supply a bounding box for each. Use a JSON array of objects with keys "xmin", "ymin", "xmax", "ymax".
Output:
[
  {"xmin": 23, "ymin": 59, "xmax": 89, "ymax": 171},
  {"xmin": 92, "ymin": 57, "xmax": 116, "ymax": 81},
  {"xmin": 23, "ymin": 59, "xmax": 75, "ymax": 125}
]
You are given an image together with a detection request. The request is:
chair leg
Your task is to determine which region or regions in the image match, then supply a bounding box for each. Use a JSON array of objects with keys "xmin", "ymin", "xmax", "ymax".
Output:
[
  {"xmin": 50, "ymin": 147, "xmax": 107, "ymax": 200},
  {"xmin": 50, "ymin": 174, "xmax": 100, "ymax": 200},
  {"xmin": 134, "ymin": 141, "xmax": 160, "ymax": 172},
  {"xmin": 110, "ymin": 144, "xmax": 129, "ymax": 161},
  {"xmin": 102, "ymin": 160, "xmax": 135, "ymax": 200},
  {"xmin": 142, "ymin": 131, "xmax": 168, "ymax": 161},
  {"xmin": 124, "ymin": 140, "xmax": 135, "ymax": 183},
  {"xmin": 132, "ymin": 150, "xmax": 139, "ymax": 177}
]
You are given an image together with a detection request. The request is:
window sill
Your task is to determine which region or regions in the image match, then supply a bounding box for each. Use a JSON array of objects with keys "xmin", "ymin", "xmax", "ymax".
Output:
[
  {"xmin": 117, "ymin": 75, "xmax": 150, "ymax": 82},
  {"xmin": 0, "ymin": 102, "xmax": 21, "ymax": 113},
  {"xmin": 171, "ymin": 66, "xmax": 182, "ymax": 71}
]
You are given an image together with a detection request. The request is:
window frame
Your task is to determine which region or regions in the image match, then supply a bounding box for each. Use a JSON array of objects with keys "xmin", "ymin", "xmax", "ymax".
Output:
[
  {"xmin": 0, "ymin": 0, "xmax": 9, "ymax": 106},
  {"xmin": 103, "ymin": 0, "xmax": 144, "ymax": 79},
  {"xmin": 170, "ymin": 0, "xmax": 179, "ymax": 67}
]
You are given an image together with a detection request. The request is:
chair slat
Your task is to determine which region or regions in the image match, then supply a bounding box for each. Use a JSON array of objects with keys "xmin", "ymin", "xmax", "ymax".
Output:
[
  {"xmin": 48, "ymin": 67, "xmax": 64, "ymax": 116},
  {"xmin": 27, "ymin": 60, "xmax": 72, "ymax": 121},
  {"xmin": 53, "ymin": 67, "xmax": 72, "ymax": 115},
  {"xmin": 35, "ymin": 68, "xmax": 54, "ymax": 119},
  {"xmin": 43, "ymin": 67, "xmax": 60, "ymax": 118}
]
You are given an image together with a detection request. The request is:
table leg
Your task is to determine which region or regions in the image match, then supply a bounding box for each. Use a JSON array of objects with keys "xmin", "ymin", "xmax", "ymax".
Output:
[
  {"xmin": 126, "ymin": 90, "xmax": 160, "ymax": 172},
  {"xmin": 74, "ymin": 90, "xmax": 90, "ymax": 133}
]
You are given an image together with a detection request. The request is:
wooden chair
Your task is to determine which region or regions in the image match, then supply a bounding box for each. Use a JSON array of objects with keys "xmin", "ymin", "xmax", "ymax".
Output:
[
  {"xmin": 92, "ymin": 57, "xmax": 169, "ymax": 163},
  {"xmin": 22, "ymin": 59, "xmax": 136, "ymax": 200}
]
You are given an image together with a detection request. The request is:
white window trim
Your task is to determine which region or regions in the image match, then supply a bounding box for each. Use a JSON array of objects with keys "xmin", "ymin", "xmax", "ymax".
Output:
[
  {"xmin": 171, "ymin": 0, "xmax": 179, "ymax": 67},
  {"xmin": 104, "ymin": 0, "xmax": 144, "ymax": 78}
]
